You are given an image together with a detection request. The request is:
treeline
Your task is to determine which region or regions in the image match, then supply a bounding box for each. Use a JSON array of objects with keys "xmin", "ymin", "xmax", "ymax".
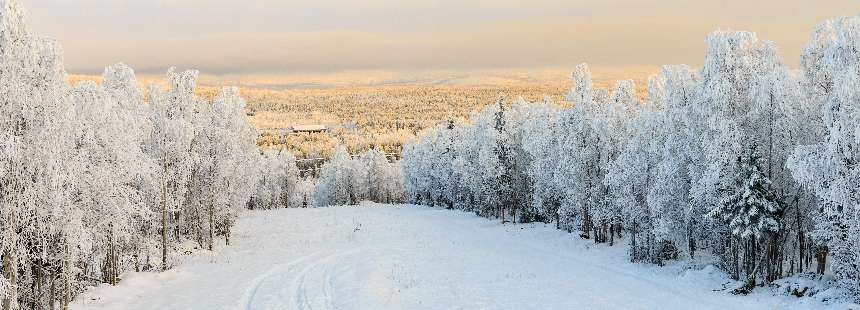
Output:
[
  {"xmin": 251, "ymin": 145, "xmax": 406, "ymax": 209},
  {"xmin": 401, "ymin": 17, "xmax": 860, "ymax": 299},
  {"xmin": 313, "ymin": 145, "xmax": 406, "ymax": 206}
]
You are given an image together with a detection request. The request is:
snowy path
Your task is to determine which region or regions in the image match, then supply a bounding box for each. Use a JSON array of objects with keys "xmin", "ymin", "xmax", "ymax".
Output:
[{"xmin": 73, "ymin": 204, "xmax": 837, "ymax": 310}]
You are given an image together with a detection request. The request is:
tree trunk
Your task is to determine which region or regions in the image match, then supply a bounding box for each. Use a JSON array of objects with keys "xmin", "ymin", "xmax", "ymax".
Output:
[
  {"xmin": 174, "ymin": 212, "xmax": 181, "ymax": 243},
  {"xmin": 134, "ymin": 245, "xmax": 140, "ymax": 273},
  {"xmin": 49, "ymin": 271, "xmax": 55, "ymax": 310},
  {"xmin": 2, "ymin": 240, "xmax": 17, "ymax": 310},
  {"xmin": 161, "ymin": 162, "xmax": 169, "ymax": 272},
  {"xmin": 609, "ymin": 224, "xmax": 614, "ymax": 246},
  {"xmin": 208, "ymin": 194, "xmax": 215, "ymax": 251},
  {"xmin": 107, "ymin": 230, "xmax": 117, "ymax": 285},
  {"xmin": 688, "ymin": 225, "xmax": 696, "ymax": 259},
  {"xmin": 581, "ymin": 207, "xmax": 591, "ymax": 240},
  {"xmin": 731, "ymin": 237, "xmax": 740, "ymax": 280},
  {"xmin": 689, "ymin": 236, "xmax": 696, "ymax": 259},
  {"xmin": 224, "ymin": 216, "xmax": 231, "ymax": 246},
  {"xmin": 62, "ymin": 242, "xmax": 70, "ymax": 310},
  {"xmin": 736, "ymin": 237, "xmax": 769, "ymax": 294},
  {"xmin": 33, "ymin": 264, "xmax": 40, "ymax": 310},
  {"xmin": 796, "ymin": 203, "xmax": 804, "ymax": 274}
]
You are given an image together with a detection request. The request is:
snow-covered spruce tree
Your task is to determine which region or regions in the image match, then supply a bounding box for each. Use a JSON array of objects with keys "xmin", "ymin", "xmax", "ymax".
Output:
[{"xmin": 708, "ymin": 145, "xmax": 783, "ymax": 293}]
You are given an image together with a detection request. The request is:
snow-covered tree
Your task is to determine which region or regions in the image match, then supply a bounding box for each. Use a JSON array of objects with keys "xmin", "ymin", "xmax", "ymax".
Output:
[
  {"xmin": 69, "ymin": 64, "xmax": 153, "ymax": 286},
  {"xmin": 0, "ymin": 0, "xmax": 78, "ymax": 307},
  {"xmin": 292, "ymin": 179, "xmax": 317, "ymax": 208},
  {"xmin": 605, "ymin": 73, "xmax": 671, "ymax": 261},
  {"xmin": 709, "ymin": 145, "xmax": 783, "ymax": 292},
  {"xmin": 201, "ymin": 86, "xmax": 261, "ymax": 247},
  {"xmin": 254, "ymin": 149, "xmax": 300, "ymax": 209},
  {"xmin": 315, "ymin": 145, "xmax": 365, "ymax": 206},
  {"xmin": 555, "ymin": 64, "xmax": 604, "ymax": 238},
  {"xmin": 519, "ymin": 99, "xmax": 563, "ymax": 224},
  {"xmin": 789, "ymin": 15, "xmax": 860, "ymax": 299},
  {"xmin": 144, "ymin": 69, "xmax": 197, "ymax": 270}
]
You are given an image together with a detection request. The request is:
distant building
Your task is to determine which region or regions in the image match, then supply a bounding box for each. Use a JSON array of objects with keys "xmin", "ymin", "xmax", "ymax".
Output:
[{"xmin": 290, "ymin": 125, "xmax": 328, "ymax": 133}]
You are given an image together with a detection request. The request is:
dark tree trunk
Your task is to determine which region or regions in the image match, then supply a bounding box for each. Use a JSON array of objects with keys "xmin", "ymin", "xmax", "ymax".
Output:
[
  {"xmin": 609, "ymin": 224, "xmax": 614, "ymax": 246},
  {"xmin": 816, "ymin": 247, "xmax": 827, "ymax": 275}
]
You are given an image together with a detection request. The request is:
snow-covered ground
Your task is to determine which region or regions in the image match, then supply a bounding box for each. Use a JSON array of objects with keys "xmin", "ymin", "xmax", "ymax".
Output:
[{"xmin": 72, "ymin": 204, "xmax": 854, "ymax": 310}]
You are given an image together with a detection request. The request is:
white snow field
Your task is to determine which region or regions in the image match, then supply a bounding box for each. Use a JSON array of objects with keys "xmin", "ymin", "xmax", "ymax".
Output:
[{"xmin": 72, "ymin": 204, "xmax": 850, "ymax": 310}]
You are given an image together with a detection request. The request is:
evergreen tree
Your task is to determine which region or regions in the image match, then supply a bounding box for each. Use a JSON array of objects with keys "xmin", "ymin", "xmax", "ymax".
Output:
[{"xmin": 709, "ymin": 145, "xmax": 783, "ymax": 293}]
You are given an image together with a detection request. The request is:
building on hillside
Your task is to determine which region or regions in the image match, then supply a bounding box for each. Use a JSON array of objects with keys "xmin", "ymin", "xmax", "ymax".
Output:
[{"xmin": 290, "ymin": 124, "xmax": 328, "ymax": 134}]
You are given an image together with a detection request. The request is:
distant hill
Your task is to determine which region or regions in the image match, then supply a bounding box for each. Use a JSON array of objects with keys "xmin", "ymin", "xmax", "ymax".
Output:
[{"xmin": 70, "ymin": 66, "xmax": 658, "ymax": 158}]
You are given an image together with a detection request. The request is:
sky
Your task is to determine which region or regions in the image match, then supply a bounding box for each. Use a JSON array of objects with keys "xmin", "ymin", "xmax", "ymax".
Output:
[{"xmin": 24, "ymin": 0, "xmax": 860, "ymax": 76}]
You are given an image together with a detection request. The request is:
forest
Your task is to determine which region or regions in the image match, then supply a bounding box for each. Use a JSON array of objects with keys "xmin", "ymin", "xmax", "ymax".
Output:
[
  {"xmin": 2, "ymin": 0, "xmax": 859, "ymax": 307},
  {"xmin": 401, "ymin": 16, "xmax": 860, "ymax": 300}
]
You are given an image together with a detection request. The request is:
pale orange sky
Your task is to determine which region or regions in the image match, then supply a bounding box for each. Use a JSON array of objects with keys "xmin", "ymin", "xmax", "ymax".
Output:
[{"xmin": 25, "ymin": 0, "xmax": 860, "ymax": 76}]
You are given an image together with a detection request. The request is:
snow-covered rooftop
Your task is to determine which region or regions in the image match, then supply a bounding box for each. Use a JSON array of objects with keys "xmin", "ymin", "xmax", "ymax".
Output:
[{"xmin": 290, "ymin": 124, "xmax": 327, "ymax": 132}]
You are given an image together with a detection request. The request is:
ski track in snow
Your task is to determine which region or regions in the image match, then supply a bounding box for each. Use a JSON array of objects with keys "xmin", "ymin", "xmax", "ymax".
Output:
[
  {"xmin": 72, "ymin": 204, "xmax": 850, "ymax": 310},
  {"xmin": 240, "ymin": 250, "xmax": 325, "ymax": 310}
]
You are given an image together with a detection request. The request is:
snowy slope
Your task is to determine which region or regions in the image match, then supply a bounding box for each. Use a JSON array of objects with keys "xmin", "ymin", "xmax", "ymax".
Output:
[{"xmin": 72, "ymin": 204, "xmax": 852, "ymax": 310}]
